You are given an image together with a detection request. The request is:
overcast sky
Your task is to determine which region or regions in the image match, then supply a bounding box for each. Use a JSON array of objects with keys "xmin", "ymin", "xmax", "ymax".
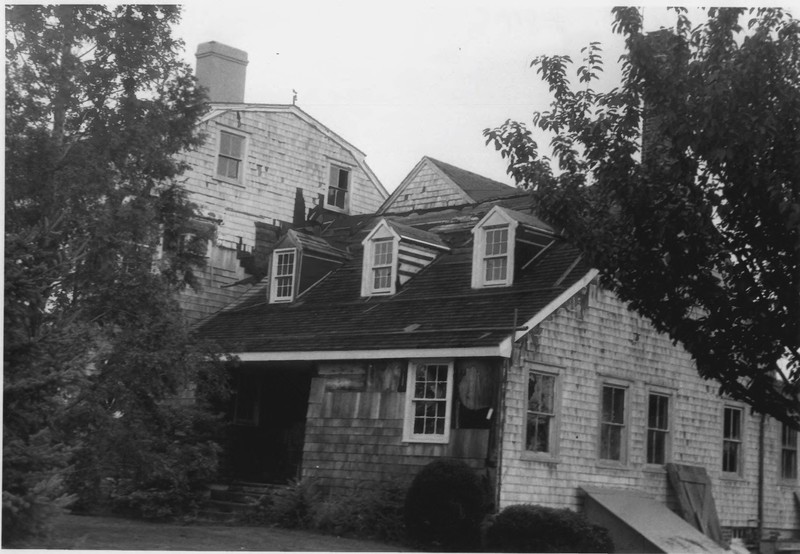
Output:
[{"xmin": 175, "ymin": 1, "xmax": 684, "ymax": 192}]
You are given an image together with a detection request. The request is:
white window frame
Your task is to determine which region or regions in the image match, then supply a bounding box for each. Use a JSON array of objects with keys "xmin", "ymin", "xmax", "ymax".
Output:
[
  {"xmin": 526, "ymin": 368, "xmax": 559, "ymax": 457},
  {"xmin": 598, "ymin": 381, "xmax": 630, "ymax": 464},
  {"xmin": 361, "ymin": 219, "xmax": 399, "ymax": 297},
  {"xmin": 645, "ymin": 390, "xmax": 672, "ymax": 465},
  {"xmin": 781, "ymin": 423, "xmax": 798, "ymax": 481},
  {"xmin": 471, "ymin": 206, "xmax": 517, "ymax": 288},
  {"xmin": 269, "ymin": 248, "xmax": 297, "ymax": 303},
  {"xmin": 722, "ymin": 404, "xmax": 744, "ymax": 475},
  {"xmin": 326, "ymin": 163, "xmax": 351, "ymax": 212},
  {"xmin": 216, "ymin": 128, "xmax": 247, "ymax": 184},
  {"xmin": 403, "ymin": 359, "xmax": 454, "ymax": 444}
]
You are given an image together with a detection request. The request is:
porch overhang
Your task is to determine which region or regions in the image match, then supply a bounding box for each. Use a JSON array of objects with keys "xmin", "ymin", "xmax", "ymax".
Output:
[{"xmin": 230, "ymin": 343, "xmax": 512, "ymax": 362}]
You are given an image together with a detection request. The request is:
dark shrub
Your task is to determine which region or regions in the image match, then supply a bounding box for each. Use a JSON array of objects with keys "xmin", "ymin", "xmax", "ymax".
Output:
[
  {"xmin": 485, "ymin": 504, "xmax": 614, "ymax": 553},
  {"xmin": 404, "ymin": 459, "xmax": 489, "ymax": 551}
]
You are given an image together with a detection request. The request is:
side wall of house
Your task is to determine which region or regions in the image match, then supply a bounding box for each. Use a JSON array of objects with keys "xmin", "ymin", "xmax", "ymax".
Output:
[
  {"xmin": 176, "ymin": 110, "xmax": 386, "ymax": 322},
  {"xmin": 383, "ymin": 162, "xmax": 469, "ymax": 213},
  {"xmin": 302, "ymin": 360, "xmax": 494, "ymax": 495},
  {"xmin": 499, "ymin": 281, "xmax": 798, "ymax": 535}
]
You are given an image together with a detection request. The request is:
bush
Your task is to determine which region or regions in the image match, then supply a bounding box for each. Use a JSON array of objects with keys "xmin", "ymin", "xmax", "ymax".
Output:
[
  {"xmin": 310, "ymin": 481, "xmax": 405, "ymax": 543},
  {"xmin": 404, "ymin": 459, "xmax": 489, "ymax": 551},
  {"xmin": 259, "ymin": 478, "xmax": 321, "ymax": 529},
  {"xmin": 485, "ymin": 504, "xmax": 614, "ymax": 553}
]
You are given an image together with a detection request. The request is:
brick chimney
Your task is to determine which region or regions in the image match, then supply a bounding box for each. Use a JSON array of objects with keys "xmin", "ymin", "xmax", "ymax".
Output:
[{"xmin": 195, "ymin": 41, "xmax": 248, "ymax": 103}]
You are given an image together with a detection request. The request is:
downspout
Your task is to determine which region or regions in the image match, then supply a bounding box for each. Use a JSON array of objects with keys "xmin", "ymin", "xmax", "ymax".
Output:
[{"xmin": 758, "ymin": 413, "xmax": 766, "ymax": 547}]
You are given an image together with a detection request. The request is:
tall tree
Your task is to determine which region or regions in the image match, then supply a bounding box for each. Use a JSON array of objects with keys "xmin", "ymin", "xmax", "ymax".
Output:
[
  {"xmin": 4, "ymin": 5, "xmax": 224, "ymax": 543},
  {"xmin": 485, "ymin": 7, "xmax": 800, "ymax": 427}
]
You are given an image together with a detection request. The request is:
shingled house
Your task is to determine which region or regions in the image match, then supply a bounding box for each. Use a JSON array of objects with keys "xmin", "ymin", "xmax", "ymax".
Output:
[
  {"xmin": 196, "ymin": 188, "xmax": 799, "ymax": 552},
  {"xmin": 173, "ymin": 42, "xmax": 388, "ymax": 322}
]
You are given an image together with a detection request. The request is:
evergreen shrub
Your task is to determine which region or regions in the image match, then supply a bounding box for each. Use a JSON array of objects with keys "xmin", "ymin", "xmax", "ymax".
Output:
[{"xmin": 484, "ymin": 503, "xmax": 614, "ymax": 553}]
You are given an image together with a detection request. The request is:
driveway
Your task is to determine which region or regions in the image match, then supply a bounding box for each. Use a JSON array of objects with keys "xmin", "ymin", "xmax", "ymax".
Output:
[{"xmin": 29, "ymin": 513, "xmax": 412, "ymax": 551}]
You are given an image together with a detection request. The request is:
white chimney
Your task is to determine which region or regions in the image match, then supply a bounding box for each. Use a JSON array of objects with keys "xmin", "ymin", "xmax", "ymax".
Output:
[{"xmin": 195, "ymin": 41, "xmax": 248, "ymax": 103}]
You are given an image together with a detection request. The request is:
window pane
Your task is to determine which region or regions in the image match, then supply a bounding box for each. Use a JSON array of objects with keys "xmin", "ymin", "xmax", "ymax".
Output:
[
  {"xmin": 527, "ymin": 414, "xmax": 551, "ymax": 452},
  {"xmin": 724, "ymin": 407, "xmax": 741, "ymax": 440},
  {"xmin": 484, "ymin": 228, "xmax": 508, "ymax": 256},
  {"xmin": 337, "ymin": 168, "xmax": 349, "ymax": 191},
  {"xmin": 722, "ymin": 440, "xmax": 739, "ymax": 472},
  {"xmin": 602, "ymin": 386, "xmax": 625, "ymax": 424},
  {"xmin": 373, "ymin": 239, "xmax": 393, "ymax": 266},
  {"xmin": 374, "ymin": 267, "xmax": 391, "ymax": 289},
  {"xmin": 647, "ymin": 430, "xmax": 666, "ymax": 464},
  {"xmin": 600, "ymin": 424, "xmax": 622, "ymax": 460},
  {"xmin": 648, "ymin": 394, "xmax": 669, "ymax": 430},
  {"xmin": 484, "ymin": 257, "xmax": 507, "ymax": 282}
]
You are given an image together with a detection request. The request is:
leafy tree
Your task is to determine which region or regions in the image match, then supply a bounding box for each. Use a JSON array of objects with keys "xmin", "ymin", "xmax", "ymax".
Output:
[
  {"xmin": 485, "ymin": 7, "xmax": 800, "ymax": 427},
  {"xmin": 5, "ymin": 5, "xmax": 226, "ymax": 543}
]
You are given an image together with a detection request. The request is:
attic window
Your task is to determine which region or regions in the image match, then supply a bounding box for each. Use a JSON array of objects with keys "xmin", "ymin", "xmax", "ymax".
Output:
[
  {"xmin": 269, "ymin": 248, "xmax": 297, "ymax": 303},
  {"xmin": 217, "ymin": 130, "xmax": 245, "ymax": 182},
  {"xmin": 361, "ymin": 220, "xmax": 399, "ymax": 297},
  {"xmin": 326, "ymin": 164, "xmax": 350, "ymax": 212},
  {"xmin": 471, "ymin": 207, "xmax": 517, "ymax": 289}
]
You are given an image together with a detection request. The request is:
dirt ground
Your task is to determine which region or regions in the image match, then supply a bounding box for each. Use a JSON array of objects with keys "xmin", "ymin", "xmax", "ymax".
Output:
[{"xmin": 24, "ymin": 513, "xmax": 412, "ymax": 551}]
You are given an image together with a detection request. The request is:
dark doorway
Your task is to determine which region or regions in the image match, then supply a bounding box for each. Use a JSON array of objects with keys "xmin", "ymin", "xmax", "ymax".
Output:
[{"xmin": 225, "ymin": 363, "xmax": 312, "ymax": 483}]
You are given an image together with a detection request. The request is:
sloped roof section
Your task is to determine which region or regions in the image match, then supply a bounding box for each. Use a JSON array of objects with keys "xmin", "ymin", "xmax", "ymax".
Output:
[
  {"xmin": 427, "ymin": 157, "xmax": 518, "ymax": 202},
  {"xmin": 195, "ymin": 195, "xmax": 593, "ymax": 359}
]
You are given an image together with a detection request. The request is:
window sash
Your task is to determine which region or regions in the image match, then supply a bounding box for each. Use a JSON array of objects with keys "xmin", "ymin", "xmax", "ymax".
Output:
[
  {"xmin": 646, "ymin": 393, "xmax": 670, "ymax": 464},
  {"xmin": 273, "ymin": 250, "xmax": 295, "ymax": 300},
  {"xmin": 407, "ymin": 362, "xmax": 452, "ymax": 441},
  {"xmin": 218, "ymin": 132, "xmax": 244, "ymax": 180},
  {"xmin": 600, "ymin": 385, "xmax": 626, "ymax": 461},
  {"xmin": 327, "ymin": 166, "xmax": 349, "ymax": 209},
  {"xmin": 722, "ymin": 407, "xmax": 742, "ymax": 473},
  {"xmin": 782, "ymin": 425, "xmax": 798, "ymax": 480},
  {"xmin": 527, "ymin": 372, "xmax": 555, "ymax": 453}
]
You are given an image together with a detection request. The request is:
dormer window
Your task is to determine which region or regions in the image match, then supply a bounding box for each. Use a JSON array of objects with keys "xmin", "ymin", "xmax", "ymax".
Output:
[
  {"xmin": 471, "ymin": 207, "xmax": 518, "ymax": 289},
  {"xmin": 361, "ymin": 220, "xmax": 400, "ymax": 297},
  {"xmin": 270, "ymin": 248, "xmax": 297, "ymax": 303}
]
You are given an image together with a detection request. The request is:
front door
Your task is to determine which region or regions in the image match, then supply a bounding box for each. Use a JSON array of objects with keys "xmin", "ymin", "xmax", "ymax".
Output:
[{"xmin": 226, "ymin": 364, "xmax": 312, "ymax": 483}]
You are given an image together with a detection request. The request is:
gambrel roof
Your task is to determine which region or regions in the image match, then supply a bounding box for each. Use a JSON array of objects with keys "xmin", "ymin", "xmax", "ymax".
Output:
[{"xmin": 195, "ymin": 194, "xmax": 596, "ymax": 360}]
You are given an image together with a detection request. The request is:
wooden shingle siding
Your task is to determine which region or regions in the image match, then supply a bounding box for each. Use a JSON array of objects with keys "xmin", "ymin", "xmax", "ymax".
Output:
[
  {"xmin": 387, "ymin": 163, "xmax": 471, "ymax": 213},
  {"xmin": 499, "ymin": 281, "xmax": 797, "ymax": 532},
  {"xmin": 175, "ymin": 108, "xmax": 386, "ymax": 321},
  {"xmin": 302, "ymin": 361, "xmax": 489, "ymax": 494}
]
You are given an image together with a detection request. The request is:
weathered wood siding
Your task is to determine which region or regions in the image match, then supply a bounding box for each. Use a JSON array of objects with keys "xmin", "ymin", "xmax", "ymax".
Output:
[
  {"xmin": 384, "ymin": 161, "xmax": 470, "ymax": 213},
  {"xmin": 176, "ymin": 109, "xmax": 386, "ymax": 322},
  {"xmin": 500, "ymin": 280, "xmax": 798, "ymax": 534},
  {"xmin": 302, "ymin": 360, "xmax": 491, "ymax": 494}
]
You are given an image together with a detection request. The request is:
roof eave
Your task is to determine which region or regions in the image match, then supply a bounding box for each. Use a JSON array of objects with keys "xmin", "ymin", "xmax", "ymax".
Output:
[{"xmin": 230, "ymin": 344, "xmax": 511, "ymax": 362}]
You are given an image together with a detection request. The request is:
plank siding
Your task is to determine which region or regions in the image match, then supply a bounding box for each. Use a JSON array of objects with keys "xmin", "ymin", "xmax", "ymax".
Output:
[
  {"xmin": 176, "ymin": 108, "xmax": 386, "ymax": 322},
  {"xmin": 499, "ymin": 281, "xmax": 798, "ymax": 534},
  {"xmin": 302, "ymin": 361, "xmax": 490, "ymax": 495}
]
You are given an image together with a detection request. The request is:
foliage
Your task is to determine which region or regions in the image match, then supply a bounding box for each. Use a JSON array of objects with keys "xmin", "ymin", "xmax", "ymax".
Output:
[
  {"xmin": 259, "ymin": 478, "xmax": 322, "ymax": 529},
  {"xmin": 485, "ymin": 504, "xmax": 614, "ymax": 553},
  {"xmin": 403, "ymin": 459, "xmax": 489, "ymax": 551},
  {"xmin": 4, "ymin": 4, "xmax": 224, "ymax": 541},
  {"xmin": 484, "ymin": 8, "xmax": 800, "ymax": 427}
]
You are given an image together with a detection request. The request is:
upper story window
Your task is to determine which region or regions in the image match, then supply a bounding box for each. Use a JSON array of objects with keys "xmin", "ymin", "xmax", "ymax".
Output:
[
  {"xmin": 217, "ymin": 130, "xmax": 245, "ymax": 182},
  {"xmin": 722, "ymin": 405, "xmax": 743, "ymax": 474},
  {"xmin": 527, "ymin": 370, "xmax": 558, "ymax": 455},
  {"xmin": 781, "ymin": 423, "xmax": 797, "ymax": 481},
  {"xmin": 471, "ymin": 206, "xmax": 517, "ymax": 289},
  {"xmin": 646, "ymin": 392, "xmax": 671, "ymax": 465},
  {"xmin": 326, "ymin": 164, "xmax": 350, "ymax": 212},
  {"xmin": 599, "ymin": 383, "xmax": 628, "ymax": 463},
  {"xmin": 403, "ymin": 360, "xmax": 454, "ymax": 444},
  {"xmin": 361, "ymin": 220, "xmax": 399, "ymax": 297},
  {"xmin": 269, "ymin": 248, "xmax": 297, "ymax": 303}
]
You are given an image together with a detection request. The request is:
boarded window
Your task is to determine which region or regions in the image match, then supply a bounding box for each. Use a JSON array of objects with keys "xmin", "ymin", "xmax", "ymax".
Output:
[
  {"xmin": 527, "ymin": 372, "xmax": 556, "ymax": 453},
  {"xmin": 600, "ymin": 384, "xmax": 626, "ymax": 461},
  {"xmin": 217, "ymin": 131, "xmax": 244, "ymax": 181},
  {"xmin": 647, "ymin": 393, "xmax": 670, "ymax": 464},
  {"xmin": 722, "ymin": 406, "xmax": 742, "ymax": 473},
  {"xmin": 781, "ymin": 424, "xmax": 798, "ymax": 480}
]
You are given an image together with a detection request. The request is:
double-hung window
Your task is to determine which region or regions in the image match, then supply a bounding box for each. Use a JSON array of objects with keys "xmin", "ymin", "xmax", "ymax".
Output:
[
  {"xmin": 403, "ymin": 360, "xmax": 454, "ymax": 443},
  {"xmin": 327, "ymin": 164, "xmax": 350, "ymax": 211},
  {"xmin": 527, "ymin": 371, "xmax": 557, "ymax": 454},
  {"xmin": 483, "ymin": 226, "xmax": 510, "ymax": 284},
  {"xmin": 599, "ymin": 384, "xmax": 627, "ymax": 462},
  {"xmin": 781, "ymin": 424, "xmax": 798, "ymax": 481},
  {"xmin": 646, "ymin": 392, "xmax": 670, "ymax": 464},
  {"xmin": 371, "ymin": 238, "xmax": 394, "ymax": 291},
  {"xmin": 217, "ymin": 130, "xmax": 245, "ymax": 182},
  {"xmin": 722, "ymin": 406, "xmax": 743, "ymax": 474},
  {"xmin": 269, "ymin": 248, "xmax": 296, "ymax": 303}
]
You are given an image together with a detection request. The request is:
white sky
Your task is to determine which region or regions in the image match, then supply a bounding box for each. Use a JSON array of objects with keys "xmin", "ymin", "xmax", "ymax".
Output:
[{"xmin": 175, "ymin": 2, "xmax": 688, "ymax": 192}]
